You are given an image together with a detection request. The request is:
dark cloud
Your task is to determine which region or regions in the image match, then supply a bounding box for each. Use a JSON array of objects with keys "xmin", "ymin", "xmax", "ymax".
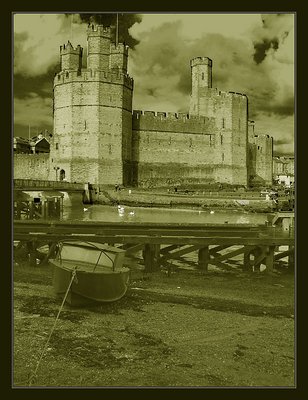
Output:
[
  {"xmin": 131, "ymin": 26, "xmax": 278, "ymax": 112},
  {"xmin": 14, "ymin": 66, "xmax": 57, "ymax": 99},
  {"xmin": 253, "ymin": 38, "xmax": 279, "ymax": 64},
  {"xmin": 13, "ymin": 14, "xmax": 294, "ymax": 154},
  {"xmin": 78, "ymin": 13, "xmax": 142, "ymax": 48},
  {"xmin": 274, "ymin": 138, "xmax": 289, "ymax": 145}
]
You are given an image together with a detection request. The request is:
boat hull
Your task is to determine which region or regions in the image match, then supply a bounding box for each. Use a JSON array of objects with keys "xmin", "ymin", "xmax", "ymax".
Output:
[
  {"xmin": 51, "ymin": 260, "xmax": 130, "ymax": 306},
  {"xmin": 49, "ymin": 241, "xmax": 130, "ymax": 306}
]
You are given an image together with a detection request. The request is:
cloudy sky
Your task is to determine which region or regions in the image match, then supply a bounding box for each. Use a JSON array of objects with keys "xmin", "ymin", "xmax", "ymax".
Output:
[{"xmin": 13, "ymin": 13, "xmax": 295, "ymax": 155}]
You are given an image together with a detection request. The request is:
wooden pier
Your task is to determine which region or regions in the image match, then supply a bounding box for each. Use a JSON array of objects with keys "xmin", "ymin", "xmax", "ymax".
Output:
[{"xmin": 14, "ymin": 220, "xmax": 295, "ymax": 274}]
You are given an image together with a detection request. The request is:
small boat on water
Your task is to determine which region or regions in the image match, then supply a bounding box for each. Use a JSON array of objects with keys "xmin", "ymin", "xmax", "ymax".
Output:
[{"xmin": 50, "ymin": 241, "xmax": 130, "ymax": 306}]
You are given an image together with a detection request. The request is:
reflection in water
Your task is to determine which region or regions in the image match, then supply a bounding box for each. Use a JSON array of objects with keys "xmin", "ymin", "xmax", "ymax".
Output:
[{"xmin": 63, "ymin": 204, "xmax": 269, "ymax": 225}]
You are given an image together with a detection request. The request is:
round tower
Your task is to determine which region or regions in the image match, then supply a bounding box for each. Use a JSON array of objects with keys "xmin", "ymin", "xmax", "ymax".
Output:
[
  {"xmin": 191, "ymin": 57, "xmax": 212, "ymax": 90},
  {"xmin": 60, "ymin": 41, "xmax": 83, "ymax": 71},
  {"xmin": 189, "ymin": 57, "xmax": 212, "ymax": 116}
]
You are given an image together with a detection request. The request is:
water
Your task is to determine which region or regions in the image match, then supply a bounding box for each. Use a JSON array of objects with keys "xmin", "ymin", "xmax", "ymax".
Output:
[{"xmin": 62, "ymin": 204, "xmax": 269, "ymax": 225}]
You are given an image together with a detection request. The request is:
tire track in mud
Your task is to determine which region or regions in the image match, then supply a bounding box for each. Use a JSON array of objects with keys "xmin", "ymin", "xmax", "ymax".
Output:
[{"xmin": 127, "ymin": 289, "xmax": 294, "ymax": 319}]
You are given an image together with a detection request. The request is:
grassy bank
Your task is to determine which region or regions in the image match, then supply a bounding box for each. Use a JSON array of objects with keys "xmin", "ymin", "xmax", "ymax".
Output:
[{"xmin": 94, "ymin": 187, "xmax": 278, "ymax": 213}]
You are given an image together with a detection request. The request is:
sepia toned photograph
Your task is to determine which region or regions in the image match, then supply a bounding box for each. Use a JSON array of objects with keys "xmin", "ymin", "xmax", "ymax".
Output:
[{"xmin": 13, "ymin": 12, "xmax": 295, "ymax": 388}]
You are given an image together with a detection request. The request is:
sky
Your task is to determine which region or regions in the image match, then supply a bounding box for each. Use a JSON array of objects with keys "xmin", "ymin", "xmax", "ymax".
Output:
[{"xmin": 13, "ymin": 13, "xmax": 295, "ymax": 156}]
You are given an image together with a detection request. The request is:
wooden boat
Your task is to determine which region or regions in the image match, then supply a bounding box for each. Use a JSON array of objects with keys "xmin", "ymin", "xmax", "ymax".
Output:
[{"xmin": 50, "ymin": 241, "xmax": 130, "ymax": 306}]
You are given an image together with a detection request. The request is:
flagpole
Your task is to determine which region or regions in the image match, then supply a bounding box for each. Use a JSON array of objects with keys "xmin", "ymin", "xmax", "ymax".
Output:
[
  {"xmin": 116, "ymin": 13, "xmax": 118, "ymax": 46},
  {"xmin": 70, "ymin": 14, "xmax": 73, "ymax": 41}
]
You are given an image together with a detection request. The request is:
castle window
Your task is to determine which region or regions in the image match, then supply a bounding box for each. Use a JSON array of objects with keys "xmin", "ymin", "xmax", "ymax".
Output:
[
  {"xmin": 222, "ymin": 118, "xmax": 225, "ymax": 128},
  {"xmin": 189, "ymin": 138, "xmax": 192, "ymax": 147},
  {"xmin": 84, "ymin": 120, "xmax": 87, "ymax": 130},
  {"xmin": 221, "ymin": 135, "xmax": 223, "ymax": 145},
  {"xmin": 60, "ymin": 169, "xmax": 65, "ymax": 181},
  {"xmin": 109, "ymin": 144, "xmax": 112, "ymax": 154},
  {"xmin": 201, "ymin": 72, "xmax": 205, "ymax": 80},
  {"xmin": 257, "ymin": 146, "xmax": 260, "ymax": 150},
  {"xmin": 222, "ymin": 153, "xmax": 224, "ymax": 162},
  {"xmin": 56, "ymin": 143, "xmax": 59, "ymax": 150},
  {"xmin": 66, "ymin": 72, "xmax": 69, "ymax": 78}
]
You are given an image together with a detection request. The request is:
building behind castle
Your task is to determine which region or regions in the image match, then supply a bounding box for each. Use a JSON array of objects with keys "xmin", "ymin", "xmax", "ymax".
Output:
[{"xmin": 14, "ymin": 24, "xmax": 274, "ymax": 188}]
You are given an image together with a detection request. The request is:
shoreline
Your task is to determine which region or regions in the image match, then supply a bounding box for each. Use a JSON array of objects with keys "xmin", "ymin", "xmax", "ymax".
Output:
[{"xmin": 91, "ymin": 187, "xmax": 281, "ymax": 213}]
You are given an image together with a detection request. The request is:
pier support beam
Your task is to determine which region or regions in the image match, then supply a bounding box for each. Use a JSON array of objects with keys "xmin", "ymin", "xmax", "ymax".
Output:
[
  {"xmin": 198, "ymin": 246, "xmax": 209, "ymax": 272},
  {"xmin": 265, "ymin": 246, "xmax": 275, "ymax": 273},
  {"xmin": 288, "ymin": 245, "xmax": 295, "ymax": 270},
  {"xmin": 27, "ymin": 241, "xmax": 37, "ymax": 267},
  {"xmin": 143, "ymin": 244, "xmax": 160, "ymax": 272}
]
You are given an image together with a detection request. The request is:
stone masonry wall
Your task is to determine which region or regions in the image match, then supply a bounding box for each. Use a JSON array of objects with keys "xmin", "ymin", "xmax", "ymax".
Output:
[
  {"xmin": 52, "ymin": 68, "xmax": 133, "ymax": 185},
  {"xmin": 230, "ymin": 94, "xmax": 248, "ymax": 185},
  {"xmin": 248, "ymin": 135, "xmax": 273, "ymax": 186},
  {"xmin": 131, "ymin": 111, "xmax": 242, "ymax": 187},
  {"xmin": 14, "ymin": 154, "xmax": 50, "ymax": 180}
]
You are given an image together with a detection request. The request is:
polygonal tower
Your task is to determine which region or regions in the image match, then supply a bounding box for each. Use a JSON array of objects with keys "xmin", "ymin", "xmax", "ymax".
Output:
[
  {"xmin": 189, "ymin": 57, "xmax": 212, "ymax": 116},
  {"xmin": 50, "ymin": 24, "xmax": 133, "ymax": 185},
  {"xmin": 189, "ymin": 56, "xmax": 248, "ymax": 186}
]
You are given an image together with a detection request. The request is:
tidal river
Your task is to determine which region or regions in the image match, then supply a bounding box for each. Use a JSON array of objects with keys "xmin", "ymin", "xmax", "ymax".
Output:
[{"xmin": 62, "ymin": 204, "xmax": 270, "ymax": 225}]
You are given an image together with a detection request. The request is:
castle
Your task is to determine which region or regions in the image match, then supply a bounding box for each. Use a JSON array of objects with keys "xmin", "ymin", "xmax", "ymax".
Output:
[{"xmin": 14, "ymin": 24, "xmax": 273, "ymax": 187}]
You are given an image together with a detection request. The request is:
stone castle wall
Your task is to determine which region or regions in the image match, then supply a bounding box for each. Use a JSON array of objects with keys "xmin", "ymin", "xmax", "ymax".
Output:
[
  {"xmin": 14, "ymin": 25, "xmax": 274, "ymax": 189},
  {"xmin": 248, "ymin": 135, "xmax": 273, "ymax": 186},
  {"xmin": 51, "ymin": 65, "xmax": 133, "ymax": 185},
  {"xmin": 14, "ymin": 154, "xmax": 50, "ymax": 180},
  {"xmin": 131, "ymin": 110, "xmax": 248, "ymax": 187}
]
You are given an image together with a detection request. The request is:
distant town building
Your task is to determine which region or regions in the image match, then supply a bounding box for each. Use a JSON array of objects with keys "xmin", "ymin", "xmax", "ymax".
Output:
[
  {"xmin": 14, "ymin": 137, "xmax": 30, "ymax": 153},
  {"xmin": 273, "ymin": 156, "xmax": 294, "ymax": 187}
]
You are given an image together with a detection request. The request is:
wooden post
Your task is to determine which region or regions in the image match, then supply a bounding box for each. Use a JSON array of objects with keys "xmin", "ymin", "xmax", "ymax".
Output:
[
  {"xmin": 288, "ymin": 245, "xmax": 295, "ymax": 270},
  {"xmin": 198, "ymin": 246, "xmax": 209, "ymax": 272},
  {"xmin": 243, "ymin": 251, "xmax": 250, "ymax": 271},
  {"xmin": 143, "ymin": 244, "xmax": 160, "ymax": 272},
  {"xmin": 265, "ymin": 246, "xmax": 275, "ymax": 273},
  {"xmin": 27, "ymin": 241, "xmax": 37, "ymax": 267}
]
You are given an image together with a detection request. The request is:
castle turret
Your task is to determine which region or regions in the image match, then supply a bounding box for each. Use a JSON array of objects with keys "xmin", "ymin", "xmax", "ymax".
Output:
[
  {"xmin": 87, "ymin": 24, "xmax": 112, "ymax": 71},
  {"xmin": 189, "ymin": 57, "xmax": 213, "ymax": 116},
  {"xmin": 60, "ymin": 41, "xmax": 83, "ymax": 71},
  {"xmin": 110, "ymin": 43, "xmax": 129, "ymax": 72},
  {"xmin": 248, "ymin": 120, "xmax": 255, "ymax": 139},
  {"xmin": 191, "ymin": 57, "xmax": 212, "ymax": 89}
]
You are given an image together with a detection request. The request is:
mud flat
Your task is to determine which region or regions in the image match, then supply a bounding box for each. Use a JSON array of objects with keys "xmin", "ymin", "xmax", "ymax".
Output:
[{"xmin": 13, "ymin": 261, "xmax": 294, "ymax": 388}]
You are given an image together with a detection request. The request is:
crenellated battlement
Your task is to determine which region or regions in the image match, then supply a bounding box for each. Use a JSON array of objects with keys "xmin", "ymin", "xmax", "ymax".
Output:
[
  {"xmin": 253, "ymin": 134, "xmax": 272, "ymax": 141},
  {"xmin": 60, "ymin": 41, "xmax": 83, "ymax": 55},
  {"xmin": 207, "ymin": 88, "xmax": 247, "ymax": 99},
  {"xmin": 228, "ymin": 91, "xmax": 248, "ymax": 99},
  {"xmin": 190, "ymin": 57, "xmax": 212, "ymax": 67},
  {"xmin": 110, "ymin": 43, "xmax": 129, "ymax": 54},
  {"xmin": 132, "ymin": 110, "xmax": 216, "ymax": 135},
  {"xmin": 87, "ymin": 23, "xmax": 112, "ymax": 38},
  {"xmin": 132, "ymin": 110, "xmax": 214, "ymax": 123},
  {"xmin": 54, "ymin": 69, "xmax": 133, "ymax": 89}
]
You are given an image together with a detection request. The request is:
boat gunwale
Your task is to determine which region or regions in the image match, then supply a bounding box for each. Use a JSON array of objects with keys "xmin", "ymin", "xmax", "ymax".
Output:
[{"xmin": 50, "ymin": 259, "xmax": 130, "ymax": 274}]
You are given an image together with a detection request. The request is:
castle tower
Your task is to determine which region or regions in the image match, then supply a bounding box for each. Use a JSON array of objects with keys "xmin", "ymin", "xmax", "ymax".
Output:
[
  {"xmin": 189, "ymin": 56, "xmax": 248, "ymax": 186},
  {"xmin": 189, "ymin": 57, "xmax": 212, "ymax": 116},
  {"xmin": 60, "ymin": 41, "xmax": 83, "ymax": 71},
  {"xmin": 87, "ymin": 24, "xmax": 112, "ymax": 71},
  {"xmin": 50, "ymin": 24, "xmax": 133, "ymax": 185}
]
